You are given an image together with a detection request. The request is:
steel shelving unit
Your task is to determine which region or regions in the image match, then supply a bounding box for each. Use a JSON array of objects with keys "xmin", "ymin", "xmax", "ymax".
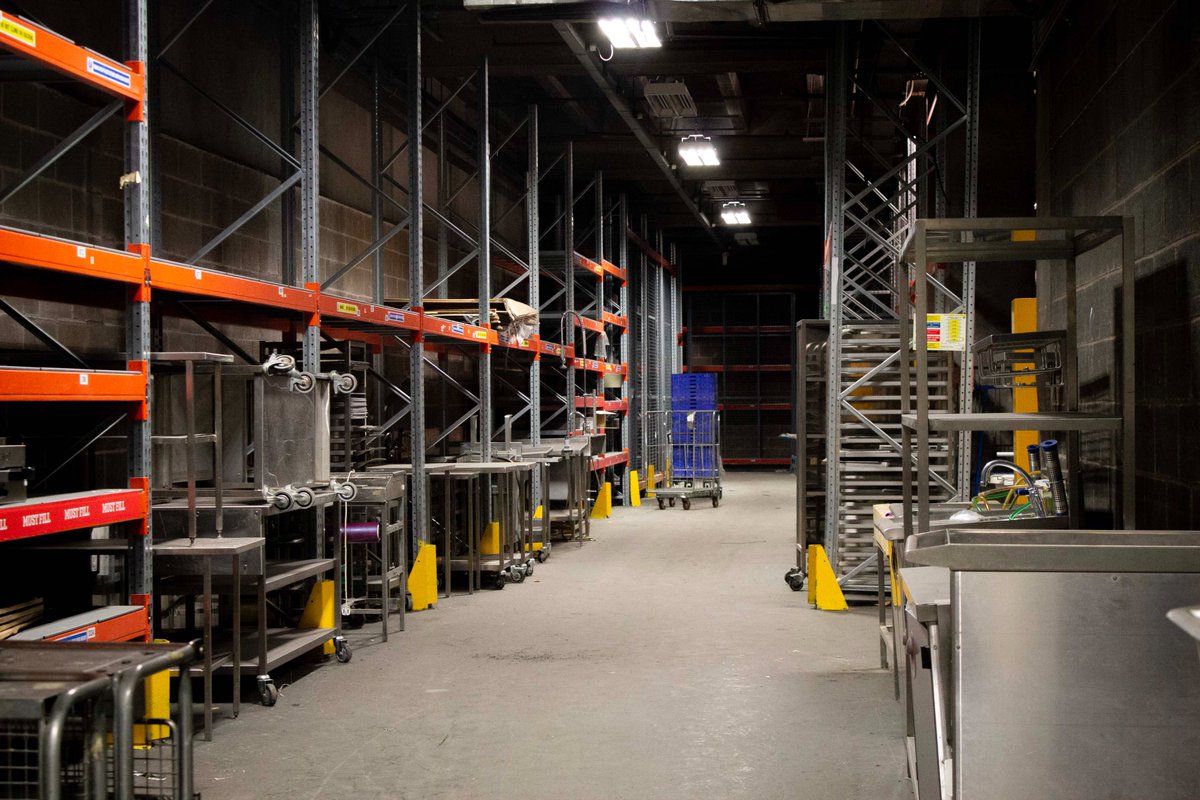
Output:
[
  {"xmin": 0, "ymin": 3, "xmax": 685, "ymax": 671},
  {"xmin": 899, "ymin": 216, "xmax": 1136, "ymax": 537},
  {"xmin": 684, "ymin": 292, "xmax": 796, "ymax": 466}
]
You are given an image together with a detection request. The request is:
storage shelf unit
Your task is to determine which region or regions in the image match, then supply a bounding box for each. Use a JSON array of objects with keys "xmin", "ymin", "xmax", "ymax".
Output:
[
  {"xmin": 684, "ymin": 292, "xmax": 796, "ymax": 466},
  {"xmin": 0, "ymin": 4, "xmax": 686, "ymax": 672},
  {"xmin": 899, "ymin": 216, "xmax": 1136, "ymax": 536},
  {"xmin": 0, "ymin": 7, "xmax": 152, "ymax": 643}
]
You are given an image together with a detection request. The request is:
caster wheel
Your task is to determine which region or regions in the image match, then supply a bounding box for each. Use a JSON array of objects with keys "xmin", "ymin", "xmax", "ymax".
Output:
[
  {"xmin": 510, "ymin": 567, "xmax": 526, "ymax": 584},
  {"xmin": 785, "ymin": 569, "xmax": 805, "ymax": 592},
  {"xmin": 682, "ymin": 498, "xmax": 691, "ymax": 511},
  {"xmin": 334, "ymin": 637, "xmax": 352, "ymax": 663},
  {"xmin": 259, "ymin": 681, "xmax": 278, "ymax": 707},
  {"xmin": 657, "ymin": 498, "xmax": 665, "ymax": 510},
  {"xmin": 524, "ymin": 560, "xmax": 535, "ymax": 577},
  {"xmin": 536, "ymin": 549, "xmax": 549, "ymax": 563},
  {"xmin": 405, "ymin": 593, "xmax": 414, "ymax": 613},
  {"xmin": 712, "ymin": 495, "xmax": 720, "ymax": 508},
  {"xmin": 492, "ymin": 575, "xmax": 506, "ymax": 590},
  {"xmin": 293, "ymin": 487, "xmax": 315, "ymax": 508},
  {"xmin": 669, "ymin": 498, "xmax": 677, "ymax": 507}
]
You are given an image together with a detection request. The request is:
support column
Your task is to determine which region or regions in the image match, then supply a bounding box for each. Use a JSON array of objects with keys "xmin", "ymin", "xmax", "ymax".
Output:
[
  {"xmin": 957, "ymin": 18, "xmax": 981, "ymax": 493},
  {"xmin": 437, "ymin": 103, "xmax": 449, "ymax": 299},
  {"xmin": 823, "ymin": 23, "xmax": 848, "ymax": 557},
  {"xmin": 371, "ymin": 58, "xmax": 384, "ymax": 304},
  {"xmin": 407, "ymin": 0, "xmax": 427, "ymax": 543},
  {"xmin": 125, "ymin": 0, "xmax": 151, "ymax": 601},
  {"xmin": 618, "ymin": 194, "xmax": 631, "ymax": 502},
  {"xmin": 564, "ymin": 141, "xmax": 576, "ymax": 432},
  {"xmin": 478, "ymin": 56, "xmax": 493, "ymax": 460},
  {"xmin": 528, "ymin": 105, "xmax": 541, "ymax": 448},
  {"xmin": 299, "ymin": 0, "xmax": 320, "ymax": 373}
]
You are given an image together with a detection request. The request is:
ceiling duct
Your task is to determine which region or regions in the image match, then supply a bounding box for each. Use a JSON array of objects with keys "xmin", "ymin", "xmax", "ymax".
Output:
[
  {"xmin": 702, "ymin": 180, "xmax": 739, "ymax": 200},
  {"xmin": 642, "ymin": 80, "xmax": 697, "ymax": 119}
]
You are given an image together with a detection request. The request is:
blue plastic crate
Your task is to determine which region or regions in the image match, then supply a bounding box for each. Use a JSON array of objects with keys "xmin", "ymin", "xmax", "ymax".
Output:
[
  {"xmin": 671, "ymin": 374, "xmax": 717, "ymax": 410},
  {"xmin": 670, "ymin": 410, "xmax": 716, "ymax": 441}
]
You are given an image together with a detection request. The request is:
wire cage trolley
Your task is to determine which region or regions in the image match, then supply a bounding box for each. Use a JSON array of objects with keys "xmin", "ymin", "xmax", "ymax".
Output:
[
  {"xmin": 653, "ymin": 409, "xmax": 723, "ymax": 511},
  {"xmin": 0, "ymin": 640, "xmax": 198, "ymax": 800}
]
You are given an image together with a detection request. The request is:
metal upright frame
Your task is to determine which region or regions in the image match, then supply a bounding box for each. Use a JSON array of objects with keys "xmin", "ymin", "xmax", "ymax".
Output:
[{"xmin": 822, "ymin": 20, "xmax": 979, "ymax": 589}]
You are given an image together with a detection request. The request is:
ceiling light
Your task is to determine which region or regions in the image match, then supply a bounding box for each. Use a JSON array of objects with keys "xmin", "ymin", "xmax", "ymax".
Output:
[
  {"xmin": 678, "ymin": 134, "xmax": 719, "ymax": 167},
  {"xmin": 599, "ymin": 18, "xmax": 661, "ymax": 50},
  {"xmin": 720, "ymin": 201, "xmax": 751, "ymax": 225}
]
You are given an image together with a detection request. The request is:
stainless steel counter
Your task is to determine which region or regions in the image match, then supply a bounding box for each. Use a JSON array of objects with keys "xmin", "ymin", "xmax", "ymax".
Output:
[{"xmin": 905, "ymin": 527, "xmax": 1200, "ymax": 799}]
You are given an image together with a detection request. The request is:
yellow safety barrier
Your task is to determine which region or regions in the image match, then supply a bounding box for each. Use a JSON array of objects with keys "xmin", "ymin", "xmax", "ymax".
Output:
[
  {"xmin": 299, "ymin": 580, "xmax": 337, "ymax": 655},
  {"xmin": 409, "ymin": 542, "xmax": 438, "ymax": 611},
  {"xmin": 591, "ymin": 481, "xmax": 612, "ymax": 518},
  {"xmin": 806, "ymin": 545, "xmax": 849, "ymax": 611},
  {"xmin": 628, "ymin": 469, "xmax": 641, "ymax": 507}
]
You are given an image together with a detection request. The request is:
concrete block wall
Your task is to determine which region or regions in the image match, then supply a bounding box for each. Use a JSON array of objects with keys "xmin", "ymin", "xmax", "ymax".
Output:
[{"xmin": 1036, "ymin": 0, "xmax": 1200, "ymax": 527}]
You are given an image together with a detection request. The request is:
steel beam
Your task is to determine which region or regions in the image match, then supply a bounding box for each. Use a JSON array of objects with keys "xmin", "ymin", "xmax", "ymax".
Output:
[
  {"xmin": 478, "ymin": 55, "xmax": 493, "ymax": 462},
  {"xmin": 407, "ymin": 0, "xmax": 428, "ymax": 542}
]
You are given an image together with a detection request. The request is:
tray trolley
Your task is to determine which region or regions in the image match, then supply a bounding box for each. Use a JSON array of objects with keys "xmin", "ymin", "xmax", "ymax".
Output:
[{"xmin": 654, "ymin": 409, "xmax": 723, "ymax": 511}]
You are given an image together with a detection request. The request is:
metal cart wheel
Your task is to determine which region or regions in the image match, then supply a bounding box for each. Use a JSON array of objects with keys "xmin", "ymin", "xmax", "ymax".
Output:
[
  {"xmin": 712, "ymin": 495, "xmax": 720, "ymax": 508},
  {"xmin": 334, "ymin": 636, "xmax": 352, "ymax": 663},
  {"xmin": 669, "ymin": 498, "xmax": 676, "ymax": 507},
  {"xmin": 492, "ymin": 574, "xmax": 506, "ymax": 590},
  {"xmin": 258, "ymin": 677, "xmax": 278, "ymax": 707},
  {"xmin": 536, "ymin": 548, "xmax": 549, "ymax": 563},
  {"xmin": 682, "ymin": 498, "xmax": 691, "ymax": 511},
  {"xmin": 785, "ymin": 569, "xmax": 805, "ymax": 591},
  {"xmin": 524, "ymin": 560, "xmax": 535, "ymax": 578},
  {"xmin": 657, "ymin": 497, "xmax": 665, "ymax": 510},
  {"xmin": 510, "ymin": 566, "xmax": 526, "ymax": 584}
]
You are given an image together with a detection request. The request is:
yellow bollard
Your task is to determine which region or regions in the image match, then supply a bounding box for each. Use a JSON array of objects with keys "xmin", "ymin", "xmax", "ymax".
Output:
[
  {"xmin": 628, "ymin": 469, "xmax": 641, "ymax": 507},
  {"xmin": 646, "ymin": 465, "xmax": 656, "ymax": 498},
  {"xmin": 299, "ymin": 579, "xmax": 338, "ymax": 654}
]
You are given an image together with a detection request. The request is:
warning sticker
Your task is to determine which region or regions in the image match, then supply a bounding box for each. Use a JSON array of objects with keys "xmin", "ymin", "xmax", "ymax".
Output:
[
  {"xmin": 921, "ymin": 313, "xmax": 967, "ymax": 352},
  {"xmin": 336, "ymin": 301, "xmax": 359, "ymax": 315},
  {"xmin": 0, "ymin": 13, "xmax": 35, "ymax": 46}
]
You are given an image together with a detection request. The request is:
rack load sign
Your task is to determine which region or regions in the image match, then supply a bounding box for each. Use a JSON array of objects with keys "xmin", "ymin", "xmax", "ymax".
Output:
[{"xmin": 922, "ymin": 313, "xmax": 966, "ymax": 351}]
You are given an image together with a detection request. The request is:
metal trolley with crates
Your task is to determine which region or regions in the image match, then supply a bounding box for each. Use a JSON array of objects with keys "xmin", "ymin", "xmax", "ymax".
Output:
[{"xmin": 653, "ymin": 375, "xmax": 723, "ymax": 511}]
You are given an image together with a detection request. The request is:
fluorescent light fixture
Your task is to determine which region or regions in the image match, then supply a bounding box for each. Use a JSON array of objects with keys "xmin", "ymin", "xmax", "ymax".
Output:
[
  {"xmin": 678, "ymin": 134, "xmax": 719, "ymax": 166},
  {"xmin": 599, "ymin": 17, "xmax": 661, "ymax": 49},
  {"xmin": 720, "ymin": 201, "xmax": 751, "ymax": 225}
]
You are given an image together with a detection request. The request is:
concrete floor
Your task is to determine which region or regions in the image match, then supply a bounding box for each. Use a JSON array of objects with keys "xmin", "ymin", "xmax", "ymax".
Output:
[{"xmin": 195, "ymin": 472, "xmax": 907, "ymax": 799}]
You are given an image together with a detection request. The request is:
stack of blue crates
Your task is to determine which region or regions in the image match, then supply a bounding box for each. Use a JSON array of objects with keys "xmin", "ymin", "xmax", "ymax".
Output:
[{"xmin": 671, "ymin": 374, "xmax": 718, "ymax": 479}]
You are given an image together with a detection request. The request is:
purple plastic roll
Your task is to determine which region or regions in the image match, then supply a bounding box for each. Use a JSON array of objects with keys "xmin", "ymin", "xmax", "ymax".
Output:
[{"xmin": 341, "ymin": 522, "xmax": 380, "ymax": 542}]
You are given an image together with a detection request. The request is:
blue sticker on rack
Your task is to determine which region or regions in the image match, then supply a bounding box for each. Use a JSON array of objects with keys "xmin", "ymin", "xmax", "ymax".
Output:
[
  {"xmin": 385, "ymin": 311, "xmax": 406, "ymax": 324},
  {"xmin": 86, "ymin": 57, "xmax": 132, "ymax": 89},
  {"xmin": 451, "ymin": 323, "xmax": 465, "ymax": 335}
]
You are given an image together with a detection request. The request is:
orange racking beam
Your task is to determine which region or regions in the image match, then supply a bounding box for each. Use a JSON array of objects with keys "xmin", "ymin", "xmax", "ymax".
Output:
[
  {"xmin": 0, "ymin": 12, "xmax": 143, "ymax": 102},
  {"xmin": 0, "ymin": 366, "xmax": 147, "ymax": 401},
  {"xmin": 150, "ymin": 260, "xmax": 316, "ymax": 313},
  {"xmin": 0, "ymin": 227, "xmax": 144, "ymax": 284},
  {"xmin": 0, "ymin": 488, "xmax": 145, "ymax": 543}
]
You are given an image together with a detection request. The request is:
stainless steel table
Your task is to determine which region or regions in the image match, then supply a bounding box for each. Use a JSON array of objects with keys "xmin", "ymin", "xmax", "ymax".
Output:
[{"xmin": 906, "ymin": 528, "xmax": 1200, "ymax": 800}]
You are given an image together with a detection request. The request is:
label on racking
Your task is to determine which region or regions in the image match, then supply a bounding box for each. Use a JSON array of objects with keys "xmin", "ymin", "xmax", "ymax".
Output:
[
  {"xmin": 0, "ymin": 13, "xmax": 35, "ymax": 46},
  {"xmin": 921, "ymin": 313, "xmax": 967, "ymax": 351},
  {"xmin": 86, "ymin": 56, "xmax": 132, "ymax": 89},
  {"xmin": 451, "ymin": 323, "xmax": 465, "ymax": 335},
  {"xmin": 385, "ymin": 311, "xmax": 406, "ymax": 324},
  {"xmin": 336, "ymin": 301, "xmax": 359, "ymax": 315},
  {"xmin": 472, "ymin": 330, "xmax": 488, "ymax": 341},
  {"xmin": 58, "ymin": 627, "xmax": 96, "ymax": 642}
]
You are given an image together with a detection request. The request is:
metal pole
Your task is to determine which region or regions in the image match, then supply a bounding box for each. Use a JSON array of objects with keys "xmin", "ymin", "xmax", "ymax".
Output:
[
  {"xmin": 371, "ymin": 58, "xmax": 383, "ymax": 304},
  {"xmin": 564, "ymin": 141, "xmax": 576, "ymax": 432},
  {"xmin": 299, "ymin": 0, "xmax": 320, "ymax": 374},
  {"xmin": 125, "ymin": 0, "xmax": 152, "ymax": 605},
  {"xmin": 957, "ymin": 18, "xmax": 981, "ymax": 495},
  {"xmin": 618, "ymin": 194, "xmax": 631, "ymax": 502},
  {"xmin": 408, "ymin": 0, "xmax": 428, "ymax": 543},
  {"xmin": 437, "ymin": 101, "xmax": 449, "ymax": 299},
  {"xmin": 823, "ymin": 23, "xmax": 848, "ymax": 562},
  {"xmin": 478, "ymin": 56, "xmax": 493, "ymax": 460},
  {"xmin": 528, "ymin": 104, "xmax": 541, "ymax": 458}
]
